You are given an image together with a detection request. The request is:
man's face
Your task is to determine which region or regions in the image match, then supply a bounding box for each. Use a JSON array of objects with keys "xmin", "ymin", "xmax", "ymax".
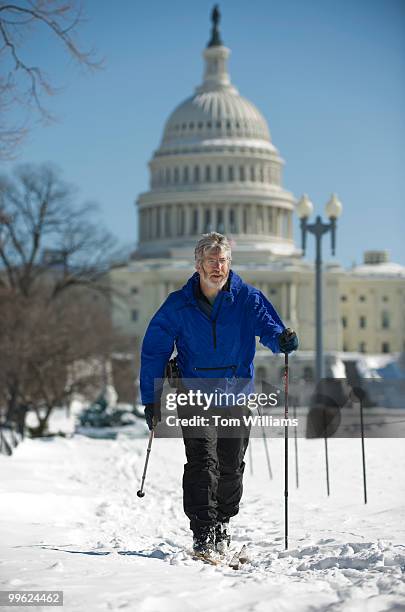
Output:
[{"xmin": 196, "ymin": 248, "xmax": 231, "ymax": 290}]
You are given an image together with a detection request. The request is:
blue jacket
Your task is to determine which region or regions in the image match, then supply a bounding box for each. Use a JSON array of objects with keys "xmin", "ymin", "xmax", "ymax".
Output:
[{"xmin": 140, "ymin": 270, "xmax": 286, "ymax": 404}]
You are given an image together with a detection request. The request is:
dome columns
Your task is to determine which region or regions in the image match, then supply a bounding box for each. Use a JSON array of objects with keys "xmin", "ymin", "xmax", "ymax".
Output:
[{"xmin": 138, "ymin": 201, "xmax": 294, "ymax": 243}]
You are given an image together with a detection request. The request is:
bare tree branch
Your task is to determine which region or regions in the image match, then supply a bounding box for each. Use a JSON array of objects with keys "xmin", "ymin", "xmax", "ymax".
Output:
[{"xmin": 0, "ymin": 1, "xmax": 103, "ymax": 158}]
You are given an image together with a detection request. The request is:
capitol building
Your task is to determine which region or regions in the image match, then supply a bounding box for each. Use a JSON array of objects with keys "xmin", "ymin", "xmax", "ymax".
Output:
[{"xmin": 110, "ymin": 9, "xmax": 405, "ymax": 383}]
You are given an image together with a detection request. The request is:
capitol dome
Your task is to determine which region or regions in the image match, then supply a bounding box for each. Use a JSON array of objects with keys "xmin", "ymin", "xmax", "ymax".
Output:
[
  {"xmin": 161, "ymin": 85, "xmax": 271, "ymax": 147},
  {"xmin": 136, "ymin": 7, "xmax": 299, "ymax": 261}
]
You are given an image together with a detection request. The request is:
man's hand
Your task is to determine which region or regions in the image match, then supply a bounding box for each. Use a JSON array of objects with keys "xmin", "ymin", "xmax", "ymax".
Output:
[
  {"xmin": 144, "ymin": 403, "xmax": 162, "ymax": 430},
  {"xmin": 278, "ymin": 328, "xmax": 299, "ymax": 354}
]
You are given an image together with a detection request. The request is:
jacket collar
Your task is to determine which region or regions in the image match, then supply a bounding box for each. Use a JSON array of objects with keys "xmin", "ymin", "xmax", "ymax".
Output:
[{"xmin": 182, "ymin": 269, "xmax": 243, "ymax": 305}]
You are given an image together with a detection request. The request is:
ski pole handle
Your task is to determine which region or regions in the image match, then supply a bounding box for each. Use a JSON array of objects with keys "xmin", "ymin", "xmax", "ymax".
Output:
[{"xmin": 137, "ymin": 428, "xmax": 155, "ymax": 498}]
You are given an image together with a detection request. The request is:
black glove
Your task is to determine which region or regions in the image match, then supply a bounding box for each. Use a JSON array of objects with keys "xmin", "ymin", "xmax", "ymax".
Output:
[
  {"xmin": 144, "ymin": 402, "xmax": 161, "ymax": 430},
  {"xmin": 278, "ymin": 328, "xmax": 299, "ymax": 354}
]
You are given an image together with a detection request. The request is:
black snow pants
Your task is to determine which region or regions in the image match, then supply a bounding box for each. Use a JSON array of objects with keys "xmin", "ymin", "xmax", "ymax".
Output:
[{"xmin": 178, "ymin": 403, "xmax": 251, "ymax": 536}]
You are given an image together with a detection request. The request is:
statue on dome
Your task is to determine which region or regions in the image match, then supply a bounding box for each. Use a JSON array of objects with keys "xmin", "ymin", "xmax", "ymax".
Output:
[{"xmin": 208, "ymin": 4, "xmax": 223, "ymax": 47}]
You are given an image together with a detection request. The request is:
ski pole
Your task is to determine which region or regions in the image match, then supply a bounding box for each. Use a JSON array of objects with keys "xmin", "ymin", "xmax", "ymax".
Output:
[
  {"xmin": 137, "ymin": 428, "xmax": 155, "ymax": 498},
  {"xmin": 284, "ymin": 352, "xmax": 289, "ymax": 550},
  {"xmin": 323, "ymin": 408, "xmax": 330, "ymax": 496},
  {"xmin": 257, "ymin": 404, "xmax": 273, "ymax": 480},
  {"xmin": 360, "ymin": 396, "xmax": 367, "ymax": 504}
]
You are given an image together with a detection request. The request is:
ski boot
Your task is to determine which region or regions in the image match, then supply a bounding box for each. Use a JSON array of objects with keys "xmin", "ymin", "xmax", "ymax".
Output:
[
  {"xmin": 192, "ymin": 526, "xmax": 217, "ymax": 562},
  {"xmin": 215, "ymin": 520, "xmax": 231, "ymax": 554}
]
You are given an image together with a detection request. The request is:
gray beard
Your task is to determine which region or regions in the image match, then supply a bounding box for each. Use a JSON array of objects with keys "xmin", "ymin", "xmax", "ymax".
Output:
[{"xmin": 200, "ymin": 266, "xmax": 228, "ymax": 290}]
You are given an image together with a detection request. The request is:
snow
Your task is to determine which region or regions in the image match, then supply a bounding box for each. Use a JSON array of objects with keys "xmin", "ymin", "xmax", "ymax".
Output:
[
  {"xmin": 1, "ymin": 409, "xmax": 405, "ymax": 611},
  {"xmin": 350, "ymin": 262, "xmax": 405, "ymax": 278}
]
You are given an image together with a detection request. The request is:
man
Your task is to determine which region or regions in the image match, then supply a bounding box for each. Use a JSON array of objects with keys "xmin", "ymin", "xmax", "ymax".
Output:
[{"xmin": 140, "ymin": 232, "xmax": 298, "ymax": 557}]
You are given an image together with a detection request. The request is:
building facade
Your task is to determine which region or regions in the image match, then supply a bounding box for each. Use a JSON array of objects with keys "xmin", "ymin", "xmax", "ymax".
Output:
[{"xmin": 109, "ymin": 12, "xmax": 405, "ymax": 382}]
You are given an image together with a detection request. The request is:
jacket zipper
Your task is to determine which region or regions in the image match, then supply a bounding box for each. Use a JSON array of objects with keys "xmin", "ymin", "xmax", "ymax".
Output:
[
  {"xmin": 194, "ymin": 365, "xmax": 237, "ymax": 372},
  {"xmin": 211, "ymin": 293, "xmax": 224, "ymax": 350}
]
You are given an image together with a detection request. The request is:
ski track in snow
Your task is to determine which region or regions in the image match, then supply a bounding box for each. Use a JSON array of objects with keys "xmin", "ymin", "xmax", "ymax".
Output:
[{"xmin": 0, "ymin": 422, "xmax": 405, "ymax": 612}]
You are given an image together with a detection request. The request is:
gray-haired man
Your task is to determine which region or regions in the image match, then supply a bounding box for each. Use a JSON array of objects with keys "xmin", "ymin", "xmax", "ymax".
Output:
[{"xmin": 141, "ymin": 232, "xmax": 298, "ymax": 558}]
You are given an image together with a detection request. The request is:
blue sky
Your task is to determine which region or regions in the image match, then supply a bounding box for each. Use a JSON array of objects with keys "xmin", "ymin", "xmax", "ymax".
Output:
[{"xmin": 4, "ymin": 0, "xmax": 405, "ymax": 268}]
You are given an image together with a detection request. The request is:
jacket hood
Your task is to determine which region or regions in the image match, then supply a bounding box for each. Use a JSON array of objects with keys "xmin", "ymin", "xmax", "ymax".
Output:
[{"xmin": 181, "ymin": 269, "xmax": 243, "ymax": 305}]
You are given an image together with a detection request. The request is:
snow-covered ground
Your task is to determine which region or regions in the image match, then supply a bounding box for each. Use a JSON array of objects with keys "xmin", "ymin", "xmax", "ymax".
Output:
[{"xmin": 1, "ymin": 409, "xmax": 405, "ymax": 612}]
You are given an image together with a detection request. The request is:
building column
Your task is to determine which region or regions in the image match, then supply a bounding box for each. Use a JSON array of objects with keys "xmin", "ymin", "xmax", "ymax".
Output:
[
  {"xmin": 159, "ymin": 206, "xmax": 165, "ymax": 239},
  {"xmin": 198, "ymin": 204, "xmax": 204, "ymax": 234},
  {"xmin": 289, "ymin": 281, "xmax": 298, "ymax": 326},
  {"xmin": 263, "ymin": 204, "xmax": 269, "ymax": 235},
  {"xmin": 185, "ymin": 203, "xmax": 191, "ymax": 236},
  {"xmin": 237, "ymin": 203, "xmax": 243, "ymax": 234},
  {"xmin": 281, "ymin": 282, "xmax": 288, "ymax": 321},
  {"xmin": 152, "ymin": 206, "xmax": 158, "ymax": 239},
  {"xmin": 211, "ymin": 204, "xmax": 216, "ymax": 232}
]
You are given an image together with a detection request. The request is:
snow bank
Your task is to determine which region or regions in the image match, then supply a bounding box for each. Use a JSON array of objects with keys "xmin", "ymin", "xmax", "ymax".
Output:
[{"xmin": 0, "ymin": 429, "xmax": 404, "ymax": 611}]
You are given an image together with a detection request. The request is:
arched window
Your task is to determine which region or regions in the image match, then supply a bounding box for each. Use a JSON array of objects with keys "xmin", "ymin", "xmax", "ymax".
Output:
[
  {"xmin": 194, "ymin": 166, "xmax": 200, "ymax": 183},
  {"xmin": 239, "ymin": 166, "xmax": 245, "ymax": 182},
  {"xmin": 183, "ymin": 166, "xmax": 189, "ymax": 183},
  {"xmin": 205, "ymin": 166, "xmax": 211, "ymax": 182},
  {"xmin": 228, "ymin": 166, "xmax": 234, "ymax": 181},
  {"xmin": 174, "ymin": 167, "xmax": 179, "ymax": 184},
  {"xmin": 165, "ymin": 167, "xmax": 171, "ymax": 185}
]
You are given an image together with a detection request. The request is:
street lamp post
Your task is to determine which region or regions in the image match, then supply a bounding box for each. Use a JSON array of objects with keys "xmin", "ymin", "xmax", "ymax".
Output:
[
  {"xmin": 297, "ymin": 194, "xmax": 342, "ymax": 497},
  {"xmin": 297, "ymin": 193, "xmax": 343, "ymax": 383}
]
